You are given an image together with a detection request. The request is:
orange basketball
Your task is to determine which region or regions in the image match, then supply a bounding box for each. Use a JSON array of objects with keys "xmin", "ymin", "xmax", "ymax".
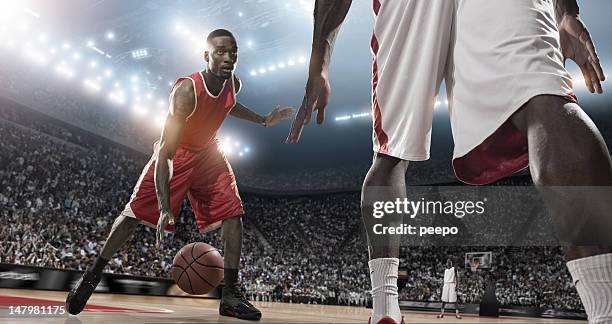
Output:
[{"xmin": 170, "ymin": 242, "xmax": 224, "ymax": 295}]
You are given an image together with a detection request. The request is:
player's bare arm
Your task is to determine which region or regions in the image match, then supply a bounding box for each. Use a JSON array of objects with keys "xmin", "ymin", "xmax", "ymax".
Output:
[
  {"xmin": 286, "ymin": 0, "xmax": 352, "ymax": 144},
  {"xmin": 231, "ymin": 102, "xmax": 294, "ymax": 127},
  {"xmin": 229, "ymin": 75, "xmax": 294, "ymax": 127},
  {"xmin": 154, "ymin": 79, "xmax": 195, "ymax": 247},
  {"xmin": 555, "ymin": 0, "xmax": 605, "ymax": 93}
]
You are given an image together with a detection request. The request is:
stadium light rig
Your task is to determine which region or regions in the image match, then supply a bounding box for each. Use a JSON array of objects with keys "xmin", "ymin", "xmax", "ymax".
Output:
[
  {"xmin": 335, "ymin": 112, "xmax": 371, "ymax": 122},
  {"xmin": 248, "ymin": 55, "xmax": 307, "ymax": 77},
  {"xmin": 131, "ymin": 48, "xmax": 150, "ymax": 60}
]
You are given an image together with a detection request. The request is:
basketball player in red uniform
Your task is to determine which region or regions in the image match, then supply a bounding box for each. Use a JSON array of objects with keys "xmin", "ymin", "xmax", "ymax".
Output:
[
  {"xmin": 66, "ymin": 29, "xmax": 293, "ymax": 320},
  {"xmin": 287, "ymin": 1, "xmax": 611, "ymax": 323}
]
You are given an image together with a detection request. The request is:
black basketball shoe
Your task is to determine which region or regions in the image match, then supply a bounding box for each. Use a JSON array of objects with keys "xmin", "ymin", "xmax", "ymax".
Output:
[
  {"xmin": 65, "ymin": 271, "xmax": 101, "ymax": 315},
  {"xmin": 219, "ymin": 286, "xmax": 262, "ymax": 321}
]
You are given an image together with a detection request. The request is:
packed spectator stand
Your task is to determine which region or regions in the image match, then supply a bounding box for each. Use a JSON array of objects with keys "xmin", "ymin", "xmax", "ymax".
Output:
[{"xmin": 0, "ymin": 90, "xmax": 595, "ymax": 311}]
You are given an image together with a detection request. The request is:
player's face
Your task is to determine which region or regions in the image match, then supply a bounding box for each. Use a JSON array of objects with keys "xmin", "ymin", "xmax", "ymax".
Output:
[{"xmin": 205, "ymin": 36, "xmax": 238, "ymax": 80}]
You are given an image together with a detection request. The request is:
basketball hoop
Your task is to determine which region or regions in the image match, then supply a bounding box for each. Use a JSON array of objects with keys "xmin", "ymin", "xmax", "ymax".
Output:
[{"xmin": 469, "ymin": 260, "xmax": 480, "ymax": 272}]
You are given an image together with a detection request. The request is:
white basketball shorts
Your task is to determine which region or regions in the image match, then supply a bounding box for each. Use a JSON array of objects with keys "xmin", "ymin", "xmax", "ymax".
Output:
[
  {"xmin": 371, "ymin": 0, "xmax": 575, "ymax": 184},
  {"xmin": 442, "ymin": 282, "xmax": 458, "ymax": 303}
]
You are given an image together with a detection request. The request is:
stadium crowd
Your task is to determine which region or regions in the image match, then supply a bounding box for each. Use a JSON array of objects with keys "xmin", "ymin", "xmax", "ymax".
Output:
[{"xmin": 0, "ymin": 99, "xmax": 595, "ymax": 311}]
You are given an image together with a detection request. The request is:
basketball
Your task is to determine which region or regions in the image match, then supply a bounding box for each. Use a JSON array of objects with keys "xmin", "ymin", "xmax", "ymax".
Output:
[{"xmin": 170, "ymin": 242, "xmax": 224, "ymax": 295}]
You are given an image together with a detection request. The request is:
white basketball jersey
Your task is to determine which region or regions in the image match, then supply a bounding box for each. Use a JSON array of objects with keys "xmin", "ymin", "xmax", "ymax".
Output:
[{"xmin": 444, "ymin": 267, "xmax": 456, "ymax": 283}]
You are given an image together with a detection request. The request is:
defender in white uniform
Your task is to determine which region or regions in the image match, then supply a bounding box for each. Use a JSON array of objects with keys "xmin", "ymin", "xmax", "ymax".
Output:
[
  {"xmin": 372, "ymin": 0, "xmax": 573, "ymax": 185},
  {"xmin": 290, "ymin": 0, "xmax": 610, "ymax": 323},
  {"xmin": 438, "ymin": 259, "xmax": 461, "ymax": 319}
]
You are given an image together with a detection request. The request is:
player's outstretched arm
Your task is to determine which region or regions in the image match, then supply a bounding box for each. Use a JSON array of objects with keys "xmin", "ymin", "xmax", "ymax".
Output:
[
  {"xmin": 286, "ymin": 0, "xmax": 352, "ymax": 144},
  {"xmin": 229, "ymin": 75, "xmax": 294, "ymax": 127},
  {"xmin": 231, "ymin": 103, "xmax": 294, "ymax": 128},
  {"xmin": 154, "ymin": 79, "xmax": 195, "ymax": 247},
  {"xmin": 555, "ymin": 0, "xmax": 605, "ymax": 93}
]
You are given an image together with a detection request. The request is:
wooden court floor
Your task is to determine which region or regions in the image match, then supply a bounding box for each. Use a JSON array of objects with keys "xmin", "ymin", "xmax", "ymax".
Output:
[{"xmin": 0, "ymin": 289, "xmax": 585, "ymax": 324}]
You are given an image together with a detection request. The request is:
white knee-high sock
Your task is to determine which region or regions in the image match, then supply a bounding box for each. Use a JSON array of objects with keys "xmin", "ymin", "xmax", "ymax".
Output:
[
  {"xmin": 567, "ymin": 253, "xmax": 612, "ymax": 324},
  {"xmin": 369, "ymin": 258, "xmax": 401, "ymax": 323}
]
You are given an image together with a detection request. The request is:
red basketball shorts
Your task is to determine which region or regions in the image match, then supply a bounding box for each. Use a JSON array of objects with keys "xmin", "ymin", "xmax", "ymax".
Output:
[{"xmin": 121, "ymin": 143, "xmax": 244, "ymax": 233}]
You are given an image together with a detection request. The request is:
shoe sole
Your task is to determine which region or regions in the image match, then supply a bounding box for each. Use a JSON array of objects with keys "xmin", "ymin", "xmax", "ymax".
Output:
[{"xmin": 219, "ymin": 308, "xmax": 262, "ymax": 321}]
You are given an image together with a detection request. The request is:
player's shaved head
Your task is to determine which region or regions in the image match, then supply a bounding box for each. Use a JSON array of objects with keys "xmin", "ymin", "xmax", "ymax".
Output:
[{"xmin": 206, "ymin": 29, "xmax": 236, "ymax": 46}]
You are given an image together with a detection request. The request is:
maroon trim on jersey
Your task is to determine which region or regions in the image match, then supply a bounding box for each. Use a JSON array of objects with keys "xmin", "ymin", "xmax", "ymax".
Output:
[
  {"xmin": 371, "ymin": 3, "xmax": 389, "ymax": 155},
  {"xmin": 453, "ymin": 93, "xmax": 579, "ymax": 185},
  {"xmin": 373, "ymin": 0, "xmax": 381, "ymax": 15}
]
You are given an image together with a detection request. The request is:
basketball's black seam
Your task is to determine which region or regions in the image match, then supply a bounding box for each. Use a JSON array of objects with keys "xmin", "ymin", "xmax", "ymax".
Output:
[
  {"xmin": 193, "ymin": 248, "xmax": 216, "ymax": 260},
  {"xmin": 190, "ymin": 264, "xmax": 216, "ymax": 290},
  {"xmin": 192, "ymin": 259, "xmax": 224, "ymax": 270},
  {"xmin": 184, "ymin": 267, "xmax": 194, "ymax": 294},
  {"xmin": 179, "ymin": 251, "xmax": 191, "ymax": 266},
  {"xmin": 174, "ymin": 253, "xmax": 188, "ymax": 283},
  {"xmin": 184, "ymin": 248, "xmax": 217, "ymax": 268}
]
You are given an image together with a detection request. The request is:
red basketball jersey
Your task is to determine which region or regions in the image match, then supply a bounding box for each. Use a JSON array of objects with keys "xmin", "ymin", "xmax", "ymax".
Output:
[{"xmin": 174, "ymin": 71, "xmax": 236, "ymax": 151}]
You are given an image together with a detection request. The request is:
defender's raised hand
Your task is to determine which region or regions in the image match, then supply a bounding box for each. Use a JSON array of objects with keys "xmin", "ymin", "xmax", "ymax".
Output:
[
  {"xmin": 558, "ymin": 14, "xmax": 605, "ymax": 93},
  {"xmin": 286, "ymin": 71, "xmax": 331, "ymax": 143}
]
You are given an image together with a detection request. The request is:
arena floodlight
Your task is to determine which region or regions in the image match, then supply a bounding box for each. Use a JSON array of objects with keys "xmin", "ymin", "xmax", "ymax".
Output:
[
  {"xmin": 72, "ymin": 52, "xmax": 81, "ymax": 60},
  {"xmin": 288, "ymin": 59, "xmax": 295, "ymax": 66},
  {"xmin": 234, "ymin": 141, "xmax": 240, "ymax": 147},
  {"xmin": 278, "ymin": 63, "xmax": 285, "ymax": 69},
  {"xmin": 258, "ymin": 68, "xmax": 266, "ymax": 74},
  {"xmin": 238, "ymin": 12, "xmax": 243, "ymax": 17},
  {"xmin": 298, "ymin": 56, "xmax": 306, "ymax": 64},
  {"xmin": 131, "ymin": 48, "xmax": 149, "ymax": 60},
  {"xmin": 133, "ymin": 105, "xmax": 147, "ymax": 116},
  {"xmin": 104, "ymin": 69, "xmax": 112, "ymax": 77},
  {"xmin": 89, "ymin": 60, "xmax": 97, "ymax": 69},
  {"xmin": 106, "ymin": 32, "xmax": 114, "ymax": 40},
  {"xmin": 86, "ymin": 40, "xmax": 95, "ymax": 47},
  {"xmin": 62, "ymin": 42, "xmax": 71, "ymax": 50},
  {"xmin": 131, "ymin": 75, "xmax": 139, "ymax": 83},
  {"xmin": 249, "ymin": 70, "xmax": 257, "ymax": 76},
  {"xmin": 155, "ymin": 115, "xmax": 165, "ymax": 128},
  {"xmin": 268, "ymin": 65, "xmax": 276, "ymax": 72}
]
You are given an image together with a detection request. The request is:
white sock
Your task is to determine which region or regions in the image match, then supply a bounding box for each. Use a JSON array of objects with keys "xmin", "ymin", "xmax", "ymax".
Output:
[
  {"xmin": 567, "ymin": 253, "xmax": 612, "ymax": 324},
  {"xmin": 369, "ymin": 258, "xmax": 401, "ymax": 324}
]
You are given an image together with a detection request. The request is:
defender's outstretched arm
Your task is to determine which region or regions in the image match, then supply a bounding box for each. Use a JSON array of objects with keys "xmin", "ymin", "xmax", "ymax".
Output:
[{"xmin": 286, "ymin": 0, "xmax": 352, "ymax": 143}]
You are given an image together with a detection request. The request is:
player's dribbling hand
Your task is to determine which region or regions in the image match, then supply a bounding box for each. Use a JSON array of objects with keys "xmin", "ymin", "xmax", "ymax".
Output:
[
  {"xmin": 286, "ymin": 71, "xmax": 331, "ymax": 144},
  {"xmin": 558, "ymin": 14, "xmax": 605, "ymax": 94},
  {"xmin": 156, "ymin": 209, "xmax": 174, "ymax": 248}
]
